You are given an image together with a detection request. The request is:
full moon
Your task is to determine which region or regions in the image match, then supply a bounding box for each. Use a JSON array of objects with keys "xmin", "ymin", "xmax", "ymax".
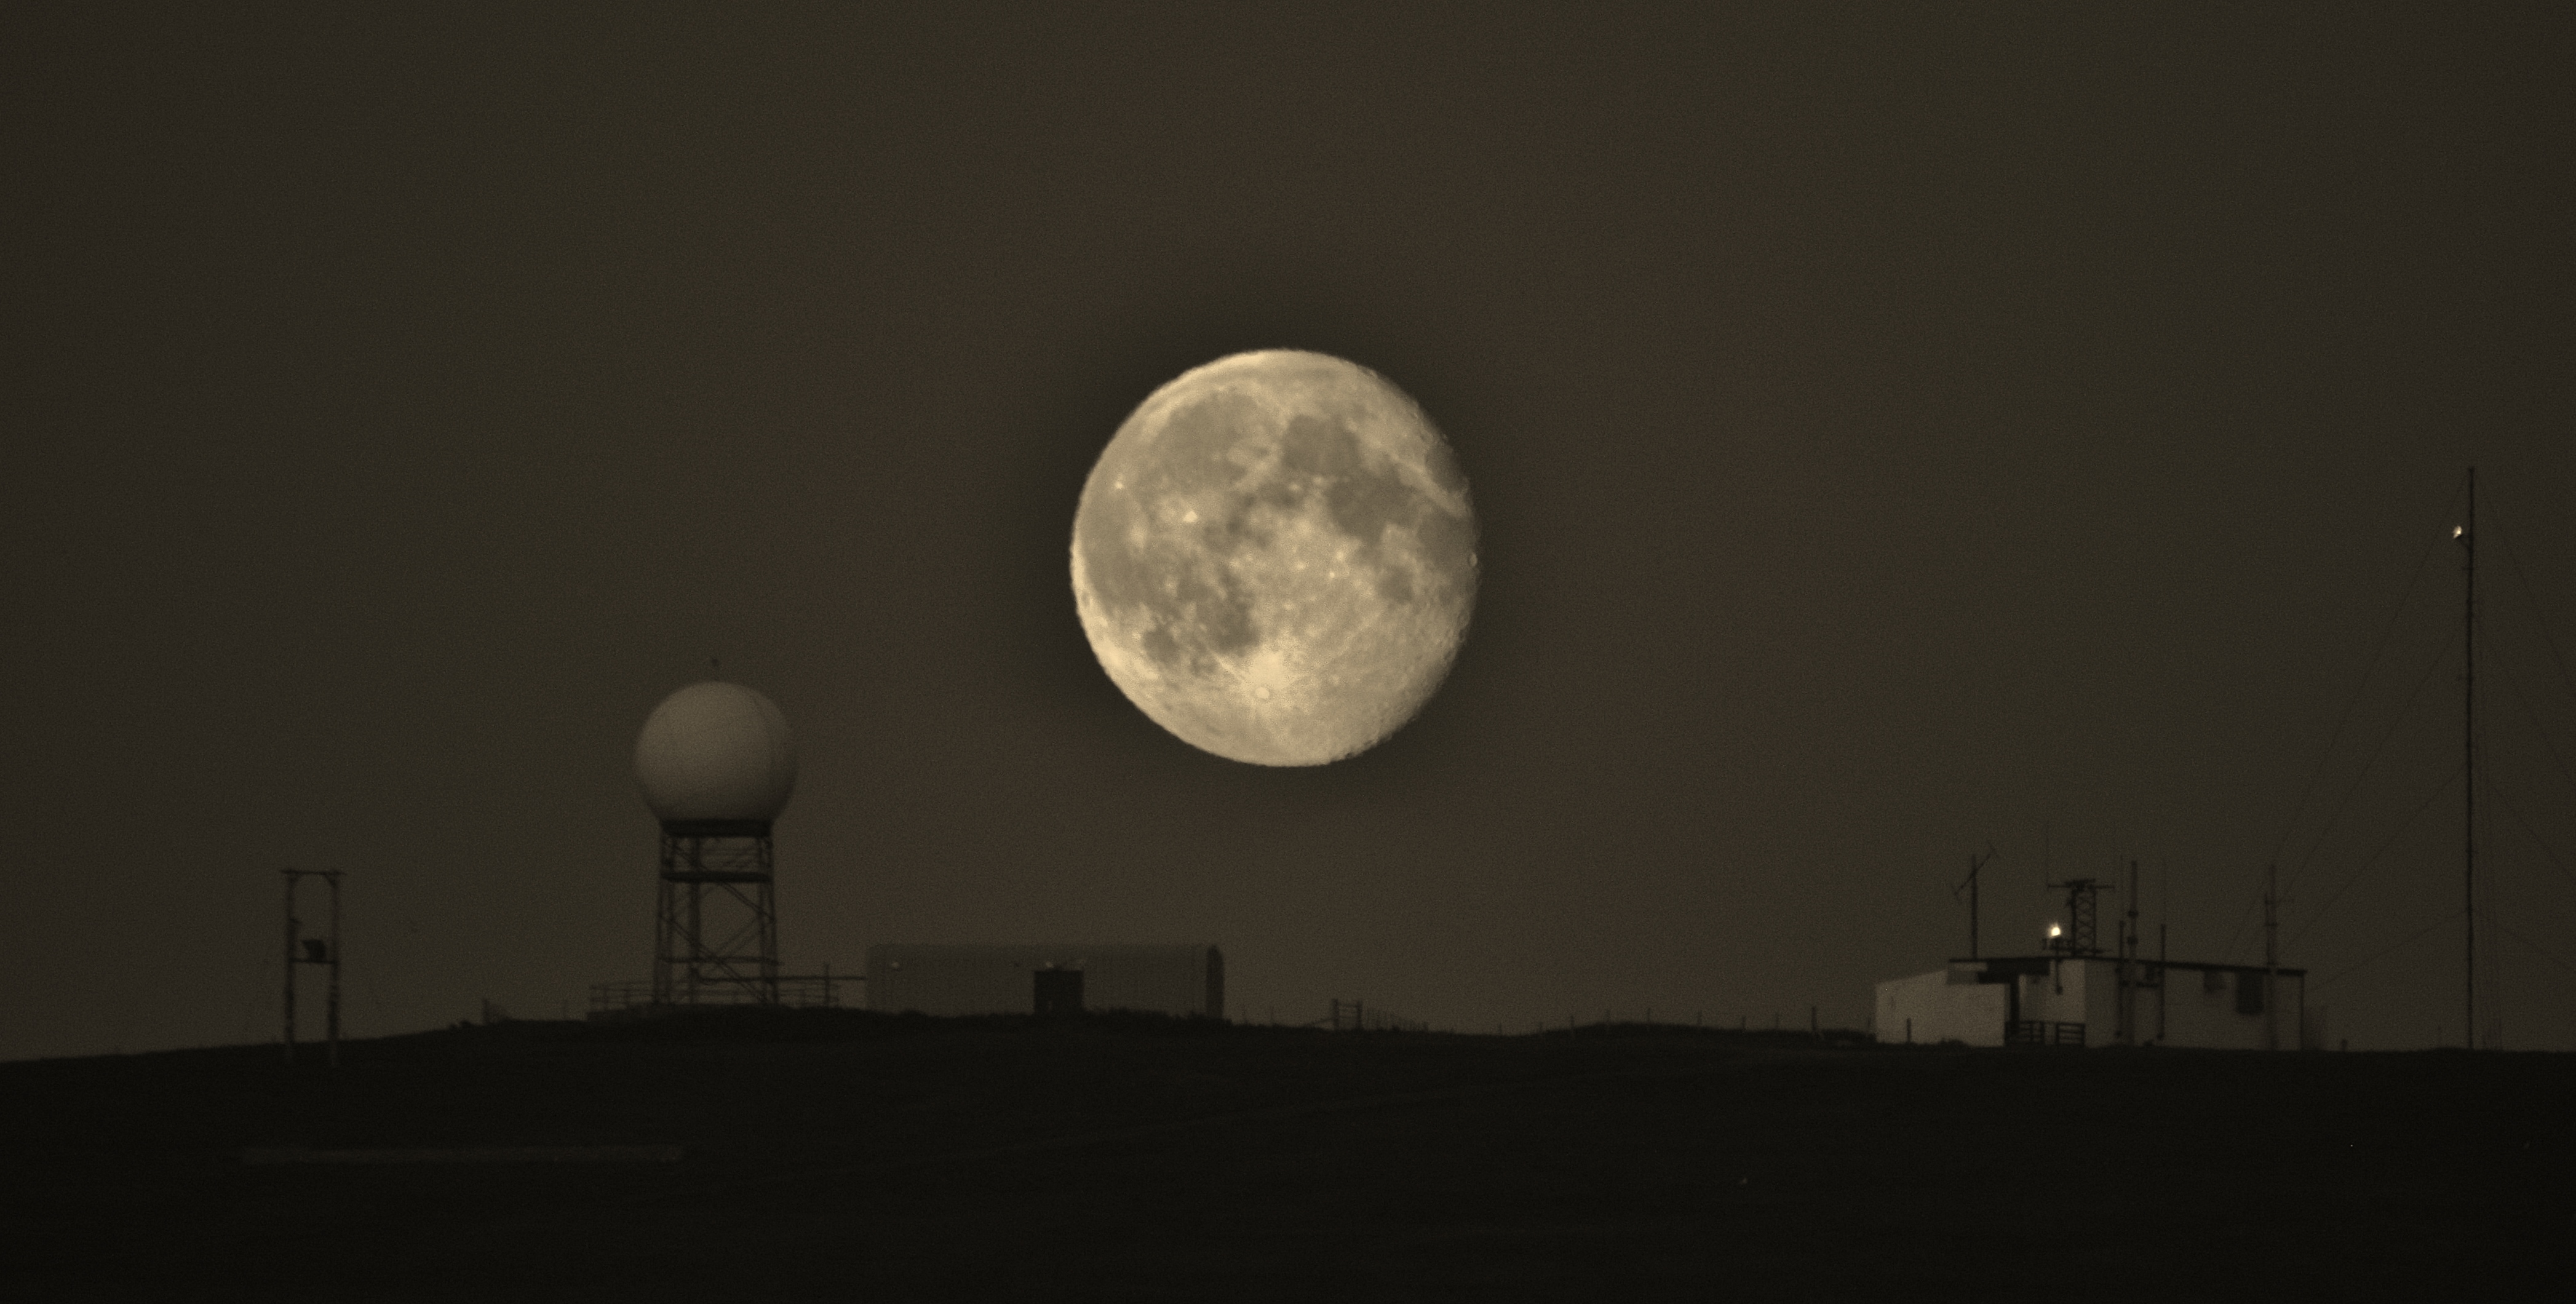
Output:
[{"xmin": 1071, "ymin": 350, "xmax": 1479, "ymax": 766}]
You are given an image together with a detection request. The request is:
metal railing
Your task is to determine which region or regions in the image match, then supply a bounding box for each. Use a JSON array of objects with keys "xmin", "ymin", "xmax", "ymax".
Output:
[
  {"xmin": 587, "ymin": 975, "xmax": 853, "ymax": 1019},
  {"xmin": 1321, "ymin": 999, "xmax": 1428, "ymax": 1032},
  {"xmin": 2006, "ymin": 1020, "xmax": 2088, "ymax": 1048}
]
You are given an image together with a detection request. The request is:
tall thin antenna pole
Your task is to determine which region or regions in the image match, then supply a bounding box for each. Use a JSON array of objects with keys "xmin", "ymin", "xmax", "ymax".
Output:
[
  {"xmin": 282, "ymin": 872, "xmax": 298, "ymax": 1064},
  {"xmin": 2462, "ymin": 467, "xmax": 2477, "ymax": 1050},
  {"xmin": 1957, "ymin": 848, "xmax": 1994, "ymax": 959},
  {"xmin": 2264, "ymin": 862, "xmax": 2281, "ymax": 1052},
  {"xmin": 2123, "ymin": 859, "xmax": 2141, "ymax": 1045},
  {"xmin": 326, "ymin": 872, "xmax": 342, "ymax": 1069},
  {"xmin": 2158, "ymin": 857, "xmax": 2169, "ymax": 1044},
  {"xmin": 2125, "ymin": 860, "xmax": 2141, "ymax": 961},
  {"xmin": 2157, "ymin": 920, "xmax": 2168, "ymax": 1043}
]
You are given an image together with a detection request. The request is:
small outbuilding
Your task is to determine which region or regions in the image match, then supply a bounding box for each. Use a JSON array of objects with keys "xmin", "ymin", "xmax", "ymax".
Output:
[
  {"xmin": 867, "ymin": 944, "xmax": 1223, "ymax": 1019},
  {"xmin": 1875, "ymin": 955, "xmax": 2315, "ymax": 1050}
]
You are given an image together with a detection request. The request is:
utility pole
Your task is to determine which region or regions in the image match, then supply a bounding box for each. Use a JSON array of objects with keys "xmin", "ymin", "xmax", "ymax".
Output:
[{"xmin": 2460, "ymin": 467, "xmax": 2477, "ymax": 1050}]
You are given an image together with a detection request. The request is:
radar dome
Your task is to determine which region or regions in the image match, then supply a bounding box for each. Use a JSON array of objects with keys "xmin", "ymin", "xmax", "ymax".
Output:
[{"xmin": 634, "ymin": 682, "xmax": 797, "ymax": 824}]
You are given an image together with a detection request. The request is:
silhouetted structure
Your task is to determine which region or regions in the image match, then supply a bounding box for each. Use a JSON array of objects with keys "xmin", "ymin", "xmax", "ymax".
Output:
[
  {"xmin": 592, "ymin": 680, "xmax": 848, "ymax": 1017},
  {"xmin": 1954, "ymin": 846, "xmax": 1997, "ymax": 958},
  {"xmin": 1875, "ymin": 955, "xmax": 2314, "ymax": 1050},
  {"xmin": 1326, "ymin": 998, "xmax": 1427, "ymax": 1032},
  {"xmin": 280, "ymin": 868, "xmax": 342, "ymax": 1065},
  {"xmin": 2044, "ymin": 878, "xmax": 2110, "ymax": 956},
  {"xmin": 653, "ymin": 817, "xmax": 780, "ymax": 1006},
  {"xmin": 867, "ymin": 944, "xmax": 1223, "ymax": 1019},
  {"xmin": 2458, "ymin": 467, "xmax": 2479, "ymax": 1048}
]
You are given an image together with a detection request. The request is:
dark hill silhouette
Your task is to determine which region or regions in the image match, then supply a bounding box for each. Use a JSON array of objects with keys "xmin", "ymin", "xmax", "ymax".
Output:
[{"xmin": 9, "ymin": 1013, "xmax": 2565, "ymax": 1299}]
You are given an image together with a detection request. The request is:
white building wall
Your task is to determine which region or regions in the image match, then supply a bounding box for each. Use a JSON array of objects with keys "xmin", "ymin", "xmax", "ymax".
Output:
[
  {"xmin": 1874, "ymin": 968, "xmax": 2010, "ymax": 1046},
  {"xmin": 2014, "ymin": 959, "xmax": 2089, "ymax": 1027},
  {"xmin": 1873, "ymin": 957, "xmax": 2308, "ymax": 1051},
  {"xmin": 866, "ymin": 944, "xmax": 1220, "ymax": 1018},
  {"xmin": 2154, "ymin": 966, "xmax": 2303, "ymax": 1051}
]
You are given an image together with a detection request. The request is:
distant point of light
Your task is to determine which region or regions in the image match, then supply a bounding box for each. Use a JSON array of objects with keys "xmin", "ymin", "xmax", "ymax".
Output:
[
  {"xmin": 2453, "ymin": 525, "xmax": 2463, "ymax": 538},
  {"xmin": 2047, "ymin": 923, "xmax": 2062, "ymax": 938}
]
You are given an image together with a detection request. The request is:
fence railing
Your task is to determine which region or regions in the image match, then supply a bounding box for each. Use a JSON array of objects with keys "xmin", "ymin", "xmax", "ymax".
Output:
[
  {"xmin": 1294, "ymin": 1005, "xmax": 1854, "ymax": 1036},
  {"xmin": 1322, "ymin": 999, "xmax": 1428, "ymax": 1032},
  {"xmin": 2006, "ymin": 1020, "xmax": 2088, "ymax": 1048},
  {"xmin": 587, "ymin": 976, "xmax": 854, "ymax": 1019}
]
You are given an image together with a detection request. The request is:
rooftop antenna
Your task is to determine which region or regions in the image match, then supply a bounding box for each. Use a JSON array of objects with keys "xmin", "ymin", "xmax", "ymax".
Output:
[
  {"xmin": 1954, "ymin": 845, "xmax": 1997, "ymax": 959},
  {"xmin": 280, "ymin": 869, "xmax": 343, "ymax": 1067},
  {"xmin": 2458, "ymin": 467, "xmax": 2477, "ymax": 1049}
]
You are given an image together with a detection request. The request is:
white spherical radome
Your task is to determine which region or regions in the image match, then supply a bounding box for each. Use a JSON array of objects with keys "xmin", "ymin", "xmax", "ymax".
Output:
[{"xmin": 632, "ymin": 682, "xmax": 797, "ymax": 824}]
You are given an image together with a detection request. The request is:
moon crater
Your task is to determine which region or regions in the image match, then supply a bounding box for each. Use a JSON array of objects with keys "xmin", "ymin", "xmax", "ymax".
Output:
[{"xmin": 1071, "ymin": 351, "xmax": 1477, "ymax": 766}]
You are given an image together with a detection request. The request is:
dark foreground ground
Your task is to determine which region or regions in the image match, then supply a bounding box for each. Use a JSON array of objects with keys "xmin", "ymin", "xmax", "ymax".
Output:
[{"xmin": 6, "ymin": 1013, "xmax": 2567, "ymax": 1301}]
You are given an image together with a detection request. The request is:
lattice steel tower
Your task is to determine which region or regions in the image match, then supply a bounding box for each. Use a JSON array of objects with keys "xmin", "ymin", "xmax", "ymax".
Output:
[
  {"xmin": 2045, "ymin": 877, "xmax": 2110, "ymax": 956},
  {"xmin": 633, "ymin": 680, "xmax": 798, "ymax": 1009},
  {"xmin": 655, "ymin": 818, "xmax": 779, "ymax": 1006}
]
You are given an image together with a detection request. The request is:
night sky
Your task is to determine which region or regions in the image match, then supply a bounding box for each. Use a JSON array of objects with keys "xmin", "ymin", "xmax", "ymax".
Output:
[{"xmin": 11, "ymin": 4, "xmax": 2573, "ymax": 1061}]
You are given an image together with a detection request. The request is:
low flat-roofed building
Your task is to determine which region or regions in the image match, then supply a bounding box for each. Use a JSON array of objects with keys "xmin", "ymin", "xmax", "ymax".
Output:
[
  {"xmin": 1875, "ymin": 955, "xmax": 2312, "ymax": 1050},
  {"xmin": 867, "ymin": 944, "xmax": 1223, "ymax": 1019}
]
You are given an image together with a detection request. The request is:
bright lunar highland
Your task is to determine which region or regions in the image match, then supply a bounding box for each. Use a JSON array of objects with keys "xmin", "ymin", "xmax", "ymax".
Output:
[{"xmin": 1071, "ymin": 350, "xmax": 1478, "ymax": 766}]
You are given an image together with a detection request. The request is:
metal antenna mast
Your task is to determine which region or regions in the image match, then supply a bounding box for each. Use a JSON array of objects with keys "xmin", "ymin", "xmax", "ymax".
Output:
[
  {"xmin": 2118, "ymin": 859, "xmax": 2142, "ymax": 1045},
  {"xmin": 2124, "ymin": 860, "xmax": 2141, "ymax": 963},
  {"xmin": 2264, "ymin": 862, "xmax": 2284, "ymax": 1052},
  {"xmin": 2460, "ymin": 467, "xmax": 2476, "ymax": 1049},
  {"xmin": 1955, "ymin": 846, "xmax": 1997, "ymax": 959},
  {"xmin": 2045, "ymin": 877, "xmax": 2109, "ymax": 956},
  {"xmin": 280, "ymin": 869, "xmax": 343, "ymax": 1067}
]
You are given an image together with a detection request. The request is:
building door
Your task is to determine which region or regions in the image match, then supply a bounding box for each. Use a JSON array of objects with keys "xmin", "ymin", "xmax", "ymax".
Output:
[{"xmin": 1034, "ymin": 968, "xmax": 1083, "ymax": 1017}]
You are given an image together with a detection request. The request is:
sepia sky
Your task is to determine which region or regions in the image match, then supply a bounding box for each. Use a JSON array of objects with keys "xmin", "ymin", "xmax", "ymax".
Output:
[{"xmin": 9, "ymin": 4, "xmax": 2573, "ymax": 1060}]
